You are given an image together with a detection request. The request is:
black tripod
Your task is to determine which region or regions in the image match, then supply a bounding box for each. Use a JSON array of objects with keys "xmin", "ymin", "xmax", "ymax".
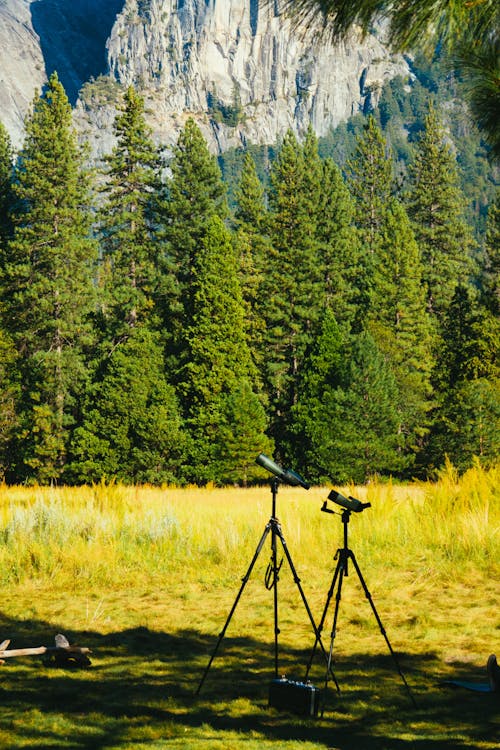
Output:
[
  {"xmin": 196, "ymin": 479, "xmax": 339, "ymax": 694},
  {"xmin": 305, "ymin": 506, "xmax": 416, "ymax": 707}
]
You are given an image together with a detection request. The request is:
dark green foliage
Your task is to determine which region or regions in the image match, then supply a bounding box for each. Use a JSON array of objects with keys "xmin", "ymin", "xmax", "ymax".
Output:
[
  {"xmin": 317, "ymin": 158, "xmax": 360, "ymax": 326},
  {"xmin": 164, "ymin": 118, "xmax": 228, "ymax": 316},
  {"xmin": 162, "ymin": 119, "xmax": 229, "ymax": 374},
  {"xmin": 69, "ymin": 327, "xmax": 185, "ymax": 484},
  {"xmin": 482, "ymin": 190, "xmax": 500, "ymax": 315},
  {"xmin": 181, "ymin": 215, "xmax": 270, "ymax": 484},
  {"xmin": 0, "ymin": 122, "xmax": 14, "ymax": 251},
  {"xmin": 347, "ymin": 116, "xmax": 393, "ymax": 324},
  {"xmin": 263, "ymin": 129, "xmax": 325, "ymax": 457},
  {"xmin": 406, "ymin": 105, "xmax": 476, "ymax": 319},
  {"xmin": 368, "ymin": 199, "xmax": 433, "ymax": 462},
  {"xmin": 0, "ymin": 328, "xmax": 18, "ymax": 480},
  {"xmin": 233, "ymin": 152, "xmax": 270, "ymax": 375},
  {"xmin": 1, "ymin": 73, "xmax": 97, "ymax": 483},
  {"xmin": 98, "ymin": 86, "xmax": 162, "ymax": 339},
  {"xmin": 0, "ymin": 60, "xmax": 497, "ymax": 485},
  {"xmin": 295, "ymin": 318, "xmax": 406, "ymax": 484},
  {"xmin": 428, "ymin": 285, "xmax": 500, "ymax": 471}
]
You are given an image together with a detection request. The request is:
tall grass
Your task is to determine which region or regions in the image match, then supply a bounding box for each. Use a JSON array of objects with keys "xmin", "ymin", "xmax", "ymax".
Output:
[{"xmin": 0, "ymin": 463, "xmax": 497, "ymax": 590}]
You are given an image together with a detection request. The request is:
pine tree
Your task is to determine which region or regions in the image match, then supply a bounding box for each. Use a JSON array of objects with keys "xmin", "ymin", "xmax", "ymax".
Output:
[
  {"xmin": 163, "ymin": 118, "xmax": 228, "ymax": 344},
  {"xmin": 348, "ymin": 115, "xmax": 393, "ymax": 250},
  {"xmin": 292, "ymin": 309, "xmax": 345, "ymax": 480},
  {"xmin": 294, "ymin": 322, "xmax": 406, "ymax": 483},
  {"xmin": 368, "ymin": 198, "xmax": 434, "ymax": 461},
  {"xmin": 233, "ymin": 151, "xmax": 270, "ymax": 375},
  {"xmin": 0, "ymin": 123, "xmax": 16, "ymax": 477},
  {"xmin": 98, "ymin": 86, "xmax": 162, "ymax": 340},
  {"xmin": 68, "ymin": 326, "xmax": 185, "ymax": 484},
  {"xmin": 234, "ymin": 150, "xmax": 268, "ymax": 234},
  {"xmin": 182, "ymin": 215, "xmax": 271, "ymax": 483},
  {"xmin": 317, "ymin": 157, "xmax": 360, "ymax": 327},
  {"xmin": 406, "ymin": 104, "xmax": 475, "ymax": 320},
  {"xmin": 347, "ymin": 115, "xmax": 393, "ymax": 322},
  {"xmin": 0, "ymin": 328, "xmax": 18, "ymax": 480},
  {"xmin": 428, "ymin": 285, "xmax": 500, "ymax": 470},
  {"xmin": 482, "ymin": 190, "xmax": 500, "ymax": 316},
  {"xmin": 0, "ymin": 122, "xmax": 14, "ymax": 253},
  {"xmin": 264, "ymin": 129, "xmax": 324, "ymax": 458},
  {"xmin": 1, "ymin": 73, "xmax": 97, "ymax": 483}
]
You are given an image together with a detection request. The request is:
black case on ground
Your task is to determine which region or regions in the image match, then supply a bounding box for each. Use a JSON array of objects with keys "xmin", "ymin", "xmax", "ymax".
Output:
[{"xmin": 268, "ymin": 677, "xmax": 322, "ymax": 716}]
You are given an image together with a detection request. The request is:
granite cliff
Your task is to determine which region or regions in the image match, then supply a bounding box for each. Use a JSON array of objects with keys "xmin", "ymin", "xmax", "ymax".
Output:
[{"xmin": 1, "ymin": 0, "xmax": 408, "ymax": 153}]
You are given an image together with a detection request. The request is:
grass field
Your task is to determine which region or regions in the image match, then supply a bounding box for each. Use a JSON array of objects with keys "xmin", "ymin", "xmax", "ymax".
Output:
[{"xmin": 0, "ymin": 463, "xmax": 499, "ymax": 749}]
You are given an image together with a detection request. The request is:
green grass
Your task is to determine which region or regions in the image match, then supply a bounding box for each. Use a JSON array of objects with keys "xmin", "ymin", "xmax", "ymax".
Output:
[{"xmin": 0, "ymin": 465, "xmax": 499, "ymax": 748}]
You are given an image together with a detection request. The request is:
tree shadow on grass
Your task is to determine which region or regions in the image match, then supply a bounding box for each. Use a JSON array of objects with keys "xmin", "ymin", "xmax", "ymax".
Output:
[{"xmin": 0, "ymin": 611, "xmax": 498, "ymax": 749}]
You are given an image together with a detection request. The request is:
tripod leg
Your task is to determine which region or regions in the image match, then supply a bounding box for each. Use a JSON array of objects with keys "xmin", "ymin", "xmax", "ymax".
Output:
[
  {"xmin": 275, "ymin": 525, "xmax": 340, "ymax": 691},
  {"xmin": 304, "ymin": 553, "xmax": 342, "ymax": 680},
  {"xmin": 348, "ymin": 551, "xmax": 417, "ymax": 708},
  {"xmin": 195, "ymin": 522, "xmax": 272, "ymax": 695},
  {"xmin": 269, "ymin": 521, "xmax": 281, "ymax": 678},
  {"xmin": 323, "ymin": 557, "xmax": 345, "ymax": 691}
]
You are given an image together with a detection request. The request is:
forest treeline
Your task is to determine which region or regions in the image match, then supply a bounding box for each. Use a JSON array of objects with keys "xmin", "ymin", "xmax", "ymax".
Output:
[{"xmin": 0, "ymin": 72, "xmax": 498, "ymax": 486}]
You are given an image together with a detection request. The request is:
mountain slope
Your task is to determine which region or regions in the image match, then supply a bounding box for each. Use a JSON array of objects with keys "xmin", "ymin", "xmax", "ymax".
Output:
[{"xmin": 1, "ymin": 0, "xmax": 408, "ymax": 153}]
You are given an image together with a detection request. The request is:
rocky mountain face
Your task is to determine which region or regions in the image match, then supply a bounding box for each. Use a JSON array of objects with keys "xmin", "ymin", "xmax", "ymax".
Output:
[{"xmin": 1, "ymin": 0, "xmax": 408, "ymax": 154}]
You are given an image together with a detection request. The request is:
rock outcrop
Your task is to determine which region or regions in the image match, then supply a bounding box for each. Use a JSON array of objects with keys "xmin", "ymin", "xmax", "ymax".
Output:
[
  {"xmin": 0, "ymin": 0, "xmax": 45, "ymax": 147},
  {"xmin": 104, "ymin": 0, "xmax": 407, "ymax": 152},
  {"xmin": 1, "ymin": 0, "xmax": 408, "ymax": 154}
]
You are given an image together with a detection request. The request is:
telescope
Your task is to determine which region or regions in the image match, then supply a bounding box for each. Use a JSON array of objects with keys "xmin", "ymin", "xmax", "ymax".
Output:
[
  {"xmin": 256, "ymin": 453, "xmax": 310, "ymax": 490},
  {"xmin": 324, "ymin": 489, "xmax": 371, "ymax": 513}
]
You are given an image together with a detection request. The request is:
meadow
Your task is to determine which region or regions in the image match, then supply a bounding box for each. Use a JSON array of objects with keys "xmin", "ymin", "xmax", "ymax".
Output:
[{"xmin": 0, "ymin": 462, "xmax": 498, "ymax": 749}]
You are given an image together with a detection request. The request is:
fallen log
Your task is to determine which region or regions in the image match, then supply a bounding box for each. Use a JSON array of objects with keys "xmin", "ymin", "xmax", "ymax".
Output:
[{"xmin": 0, "ymin": 634, "xmax": 92, "ymax": 667}]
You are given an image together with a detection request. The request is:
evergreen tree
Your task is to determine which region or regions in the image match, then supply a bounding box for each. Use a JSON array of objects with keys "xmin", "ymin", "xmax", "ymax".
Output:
[
  {"xmin": 264, "ymin": 129, "xmax": 324, "ymax": 458},
  {"xmin": 98, "ymin": 86, "xmax": 162, "ymax": 340},
  {"xmin": 163, "ymin": 118, "xmax": 228, "ymax": 348},
  {"xmin": 428, "ymin": 285, "xmax": 500, "ymax": 470},
  {"xmin": 294, "ymin": 320, "xmax": 406, "ymax": 483},
  {"xmin": 68, "ymin": 327, "xmax": 185, "ymax": 484},
  {"xmin": 292, "ymin": 309, "xmax": 345, "ymax": 479},
  {"xmin": 317, "ymin": 157, "xmax": 360, "ymax": 326},
  {"xmin": 0, "ymin": 328, "xmax": 18, "ymax": 480},
  {"xmin": 368, "ymin": 198, "xmax": 434, "ymax": 461},
  {"xmin": 1, "ymin": 73, "xmax": 97, "ymax": 483},
  {"xmin": 347, "ymin": 115, "xmax": 393, "ymax": 322},
  {"xmin": 182, "ymin": 215, "xmax": 271, "ymax": 483},
  {"xmin": 406, "ymin": 104, "xmax": 475, "ymax": 320},
  {"xmin": 234, "ymin": 150, "xmax": 268, "ymax": 233},
  {"xmin": 331, "ymin": 331, "xmax": 407, "ymax": 483},
  {"xmin": 348, "ymin": 115, "xmax": 393, "ymax": 251},
  {"xmin": 0, "ymin": 123, "xmax": 16, "ymax": 477},
  {"xmin": 0, "ymin": 122, "xmax": 14, "ymax": 252},
  {"xmin": 233, "ymin": 151, "xmax": 270, "ymax": 375},
  {"xmin": 214, "ymin": 379, "xmax": 274, "ymax": 486},
  {"xmin": 482, "ymin": 190, "xmax": 500, "ymax": 316}
]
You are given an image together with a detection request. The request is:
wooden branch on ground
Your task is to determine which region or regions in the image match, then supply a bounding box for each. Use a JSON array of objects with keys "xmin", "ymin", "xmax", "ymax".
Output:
[{"xmin": 0, "ymin": 634, "xmax": 92, "ymax": 667}]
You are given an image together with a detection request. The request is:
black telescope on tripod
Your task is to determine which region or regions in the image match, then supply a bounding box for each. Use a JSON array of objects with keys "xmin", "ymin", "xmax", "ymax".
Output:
[
  {"xmin": 196, "ymin": 453, "xmax": 338, "ymax": 695},
  {"xmin": 306, "ymin": 488, "xmax": 416, "ymax": 708},
  {"xmin": 323, "ymin": 489, "xmax": 371, "ymax": 514},
  {"xmin": 256, "ymin": 453, "xmax": 310, "ymax": 489}
]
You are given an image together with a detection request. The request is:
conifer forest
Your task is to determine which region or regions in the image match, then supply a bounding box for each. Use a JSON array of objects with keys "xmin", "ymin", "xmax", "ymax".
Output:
[{"xmin": 0, "ymin": 60, "xmax": 498, "ymax": 487}]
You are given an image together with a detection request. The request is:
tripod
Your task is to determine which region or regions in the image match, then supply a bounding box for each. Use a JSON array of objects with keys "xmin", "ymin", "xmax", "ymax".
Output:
[
  {"xmin": 196, "ymin": 479, "xmax": 339, "ymax": 694},
  {"xmin": 305, "ymin": 506, "xmax": 416, "ymax": 707}
]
